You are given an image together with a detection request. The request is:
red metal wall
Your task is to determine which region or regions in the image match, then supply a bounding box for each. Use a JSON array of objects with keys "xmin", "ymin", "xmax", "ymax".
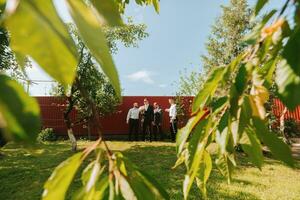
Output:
[
  {"xmin": 37, "ymin": 96, "xmax": 300, "ymax": 137},
  {"xmin": 272, "ymin": 99, "xmax": 300, "ymax": 122},
  {"xmin": 36, "ymin": 96, "xmax": 193, "ymax": 136}
]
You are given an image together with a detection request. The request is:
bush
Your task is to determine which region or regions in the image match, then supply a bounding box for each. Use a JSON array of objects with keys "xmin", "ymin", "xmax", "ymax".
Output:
[
  {"xmin": 37, "ymin": 128, "xmax": 57, "ymax": 142},
  {"xmin": 284, "ymin": 119, "xmax": 300, "ymax": 138}
]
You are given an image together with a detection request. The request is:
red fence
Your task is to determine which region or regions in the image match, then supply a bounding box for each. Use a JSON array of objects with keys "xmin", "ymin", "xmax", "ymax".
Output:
[
  {"xmin": 272, "ymin": 99, "xmax": 300, "ymax": 122},
  {"xmin": 36, "ymin": 96, "xmax": 193, "ymax": 137},
  {"xmin": 37, "ymin": 96, "xmax": 300, "ymax": 137}
]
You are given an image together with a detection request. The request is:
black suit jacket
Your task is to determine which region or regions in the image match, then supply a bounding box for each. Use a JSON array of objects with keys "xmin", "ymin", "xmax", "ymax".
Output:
[{"xmin": 143, "ymin": 105, "xmax": 154, "ymax": 123}]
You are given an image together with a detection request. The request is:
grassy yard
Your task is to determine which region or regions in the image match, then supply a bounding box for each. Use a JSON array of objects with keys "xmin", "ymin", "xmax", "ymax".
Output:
[{"xmin": 0, "ymin": 141, "xmax": 299, "ymax": 200}]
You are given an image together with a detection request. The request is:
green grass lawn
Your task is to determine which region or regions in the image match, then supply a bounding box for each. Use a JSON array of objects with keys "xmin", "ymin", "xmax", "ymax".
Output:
[{"xmin": 0, "ymin": 141, "xmax": 299, "ymax": 200}]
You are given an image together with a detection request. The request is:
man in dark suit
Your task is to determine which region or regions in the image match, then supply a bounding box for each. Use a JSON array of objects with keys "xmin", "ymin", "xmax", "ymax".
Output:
[
  {"xmin": 153, "ymin": 102, "xmax": 163, "ymax": 141},
  {"xmin": 142, "ymin": 98, "xmax": 154, "ymax": 141}
]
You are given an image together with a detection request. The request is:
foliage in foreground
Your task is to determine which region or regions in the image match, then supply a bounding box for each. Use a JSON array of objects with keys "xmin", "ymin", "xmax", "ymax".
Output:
[
  {"xmin": 0, "ymin": 0, "xmax": 169, "ymax": 199},
  {"xmin": 175, "ymin": 0, "xmax": 299, "ymax": 199},
  {"xmin": 0, "ymin": 0, "xmax": 300, "ymax": 199}
]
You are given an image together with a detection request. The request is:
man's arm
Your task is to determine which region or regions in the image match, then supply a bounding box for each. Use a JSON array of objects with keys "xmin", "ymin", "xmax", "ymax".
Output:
[{"xmin": 126, "ymin": 109, "xmax": 131, "ymax": 124}]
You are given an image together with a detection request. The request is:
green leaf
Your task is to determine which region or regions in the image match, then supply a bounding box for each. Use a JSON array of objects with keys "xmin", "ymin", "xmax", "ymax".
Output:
[
  {"xmin": 118, "ymin": 174, "xmax": 137, "ymax": 200},
  {"xmin": 81, "ymin": 161, "xmax": 96, "ymax": 185},
  {"xmin": 66, "ymin": 0, "xmax": 121, "ymax": 97},
  {"xmin": 187, "ymin": 118, "xmax": 210, "ymax": 169},
  {"xmin": 152, "ymin": 0, "xmax": 160, "ymax": 13},
  {"xmin": 237, "ymin": 96, "xmax": 252, "ymax": 144},
  {"xmin": 172, "ymin": 149, "xmax": 187, "ymax": 169},
  {"xmin": 215, "ymin": 154, "xmax": 235, "ymax": 184},
  {"xmin": 276, "ymin": 59, "xmax": 300, "ymax": 109},
  {"xmin": 209, "ymin": 96, "xmax": 228, "ymax": 115},
  {"xmin": 192, "ymin": 67, "xmax": 226, "ymax": 113},
  {"xmin": 79, "ymin": 159, "xmax": 106, "ymax": 199},
  {"xmin": 240, "ymin": 127, "xmax": 264, "ymax": 169},
  {"xmin": 75, "ymin": 173, "xmax": 109, "ymax": 200},
  {"xmin": 253, "ymin": 118, "xmax": 295, "ymax": 167},
  {"xmin": 234, "ymin": 64, "xmax": 248, "ymax": 95},
  {"xmin": 5, "ymin": 0, "xmax": 77, "ymax": 86},
  {"xmin": 14, "ymin": 51, "xmax": 27, "ymax": 68},
  {"xmin": 176, "ymin": 109, "xmax": 207, "ymax": 155},
  {"xmin": 0, "ymin": 0, "xmax": 5, "ymax": 15},
  {"xmin": 42, "ymin": 152, "xmax": 83, "ymax": 200},
  {"xmin": 254, "ymin": 0, "xmax": 269, "ymax": 16},
  {"xmin": 0, "ymin": 74, "xmax": 40, "ymax": 142},
  {"xmin": 283, "ymin": 28, "xmax": 300, "ymax": 77},
  {"xmin": 183, "ymin": 118, "xmax": 210, "ymax": 200},
  {"xmin": 90, "ymin": 0, "xmax": 123, "ymax": 26},
  {"xmin": 108, "ymin": 179, "xmax": 116, "ymax": 200},
  {"xmin": 258, "ymin": 58, "xmax": 277, "ymax": 89},
  {"xmin": 195, "ymin": 150, "xmax": 212, "ymax": 198},
  {"xmin": 115, "ymin": 153, "xmax": 169, "ymax": 200}
]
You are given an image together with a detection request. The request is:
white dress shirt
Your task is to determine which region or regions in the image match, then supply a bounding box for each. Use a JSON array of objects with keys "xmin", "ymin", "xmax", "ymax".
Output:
[
  {"xmin": 144, "ymin": 104, "xmax": 149, "ymax": 111},
  {"xmin": 168, "ymin": 104, "xmax": 177, "ymax": 120},
  {"xmin": 126, "ymin": 107, "xmax": 140, "ymax": 122}
]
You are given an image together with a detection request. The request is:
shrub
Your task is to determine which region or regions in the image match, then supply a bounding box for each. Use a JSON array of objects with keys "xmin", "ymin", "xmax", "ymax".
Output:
[
  {"xmin": 37, "ymin": 128, "xmax": 57, "ymax": 142},
  {"xmin": 284, "ymin": 119, "xmax": 300, "ymax": 138}
]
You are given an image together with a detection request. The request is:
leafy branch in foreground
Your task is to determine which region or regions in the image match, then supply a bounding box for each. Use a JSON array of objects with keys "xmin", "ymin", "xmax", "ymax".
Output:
[
  {"xmin": 174, "ymin": 0, "xmax": 299, "ymax": 199},
  {"xmin": 1, "ymin": 0, "xmax": 168, "ymax": 199}
]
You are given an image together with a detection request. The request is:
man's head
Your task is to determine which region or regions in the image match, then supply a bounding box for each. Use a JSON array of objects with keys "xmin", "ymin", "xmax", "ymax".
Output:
[
  {"xmin": 133, "ymin": 102, "xmax": 138, "ymax": 108},
  {"xmin": 153, "ymin": 102, "xmax": 159, "ymax": 109},
  {"xmin": 168, "ymin": 98, "xmax": 175, "ymax": 105},
  {"xmin": 144, "ymin": 98, "xmax": 149, "ymax": 105}
]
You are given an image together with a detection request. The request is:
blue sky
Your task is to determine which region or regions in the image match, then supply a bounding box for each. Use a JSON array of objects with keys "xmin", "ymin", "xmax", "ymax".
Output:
[{"xmin": 27, "ymin": 0, "xmax": 272, "ymax": 96}]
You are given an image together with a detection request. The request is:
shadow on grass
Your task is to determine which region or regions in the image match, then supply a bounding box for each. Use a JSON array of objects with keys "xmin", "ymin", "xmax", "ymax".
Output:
[
  {"xmin": 0, "ymin": 142, "xmax": 75, "ymax": 200},
  {"xmin": 0, "ymin": 142, "xmax": 299, "ymax": 200},
  {"xmin": 123, "ymin": 145, "xmax": 261, "ymax": 200}
]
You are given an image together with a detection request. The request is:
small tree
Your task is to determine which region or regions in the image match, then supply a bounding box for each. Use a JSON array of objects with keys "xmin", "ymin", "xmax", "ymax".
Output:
[
  {"xmin": 53, "ymin": 22, "xmax": 148, "ymax": 150},
  {"xmin": 177, "ymin": 0, "xmax": 252, "ymax": 97},
  {"xmin": 202, "ymin": 0, "xmax": 252, "ymax": 72}
]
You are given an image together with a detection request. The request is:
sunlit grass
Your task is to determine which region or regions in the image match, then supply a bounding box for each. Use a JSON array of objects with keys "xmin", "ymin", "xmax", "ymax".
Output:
[{"xmin": 0, "ymin": 141, "xmax": 299, "ymax": 200}]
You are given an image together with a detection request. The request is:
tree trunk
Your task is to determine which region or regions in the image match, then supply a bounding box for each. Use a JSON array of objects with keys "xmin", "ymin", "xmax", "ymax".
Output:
[
  {"xmin": 280, "ymin": 107, "xmax": 290, "ymax": 144},
  {"xmin": 67, "ymin": 128, "xmax": 77, "ymax": 151},
  {"xmin": 63, "ymin": 95, "xmax": 77, "ymax": 151}
]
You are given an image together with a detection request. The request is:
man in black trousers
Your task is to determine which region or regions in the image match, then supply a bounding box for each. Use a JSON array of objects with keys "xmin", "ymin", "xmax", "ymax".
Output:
[
  {"xmin": 153, "ymin": 102, "xmax": 163, "ymax": 141},
  {"xmin": 165, "ymin": 98, "xmax": 177, "ymax": 142},
  {"xmin": 126, "ymin": 102, "xmax": 140, "ymax": 141},
  {"xmin": 142, "ymin": 98, "xmax": 154, "ymax": 141}
]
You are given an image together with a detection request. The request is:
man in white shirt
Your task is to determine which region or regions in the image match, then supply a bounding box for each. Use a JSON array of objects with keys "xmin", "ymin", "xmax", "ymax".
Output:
[
  {"xmin": 165, "ymin": 98, "xmax": 177, "ymax": 142},
  {"xmin": 126, "ymin": 102, "xmax": 140, "ymax": 141}
]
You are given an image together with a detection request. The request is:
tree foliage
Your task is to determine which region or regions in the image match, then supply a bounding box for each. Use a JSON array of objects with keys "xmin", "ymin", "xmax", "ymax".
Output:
[
  {"xmin": 175, "ymin": 0, "xmax": 299, "ymax": 199},
  {"xmin": 202, "ymin": 0, "xmax": 252, "ymax": 72},
  {"xmin": 177, "ymin": 0, "xmax": 252, "ymax": 97}
]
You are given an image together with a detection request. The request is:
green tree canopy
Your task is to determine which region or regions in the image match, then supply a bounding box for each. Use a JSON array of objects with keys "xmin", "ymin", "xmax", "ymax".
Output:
[{"xmin": 177, "ymin": 0, "xmax": 252, "ymax": 96}]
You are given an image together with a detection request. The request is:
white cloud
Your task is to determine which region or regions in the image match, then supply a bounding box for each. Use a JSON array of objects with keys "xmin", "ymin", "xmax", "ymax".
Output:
[
  {"xmin": 158, "ymin": 84, "xmax": 167, "ymax": 88},
  {"xmin": 127, "ymin": 70, "xmax": 155, "ymax": 84}
]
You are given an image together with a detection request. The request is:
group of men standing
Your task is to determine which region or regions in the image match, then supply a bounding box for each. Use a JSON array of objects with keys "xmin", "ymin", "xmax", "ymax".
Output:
[{"xmin": 126, "ymin": 98, "xmax": 177, "ymax": 142}]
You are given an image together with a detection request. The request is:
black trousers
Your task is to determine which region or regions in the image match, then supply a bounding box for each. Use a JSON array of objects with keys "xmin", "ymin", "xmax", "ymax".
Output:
[
  {"xmin": 170, "ymin": 120, "xmax": 178, "ymax": 142},
  {"xmin": 129, "ymin": 119, "xmax": 139, "ymax": 141},
  {"xmin": 142, "ymin": 120, "xmax": 153, "ymax": 141},
  {"xmin": 153, "ymin": 124, "xmax": 163, "ymax": 141}
]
